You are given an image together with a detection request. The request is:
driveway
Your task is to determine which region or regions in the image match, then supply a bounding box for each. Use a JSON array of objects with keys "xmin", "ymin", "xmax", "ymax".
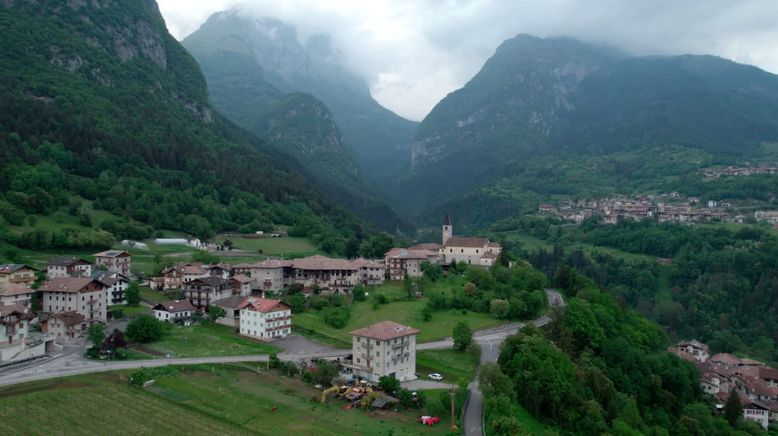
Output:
[
  {"xmin": 271, "ymin": 335, "xmax": 336, "ymax": 354},
  {"xmin": 401, "ymin": 379, "xmax": 456, "ymax": 391}
]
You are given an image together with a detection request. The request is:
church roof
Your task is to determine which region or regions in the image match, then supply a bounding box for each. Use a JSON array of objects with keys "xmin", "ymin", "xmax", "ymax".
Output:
[{"xmin": 443, "ymin": 214, "xmax": 452, "ymax": 226}]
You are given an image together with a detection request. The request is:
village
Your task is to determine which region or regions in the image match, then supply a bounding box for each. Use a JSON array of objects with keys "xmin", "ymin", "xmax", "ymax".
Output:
[
  {"xmin": 669, "ymin": 340, "xmax": 778, "ymax": 430},
  {"xmin": 538, "ymin": 192, "xmax": 778, "ymax": 225},
  {"xmin": 0, "ymin": 216, "xmax": 509, "ymax": 423},
  {"xmin": 699, "ymin": 165, "xmax": 778, "ymax": 179}
]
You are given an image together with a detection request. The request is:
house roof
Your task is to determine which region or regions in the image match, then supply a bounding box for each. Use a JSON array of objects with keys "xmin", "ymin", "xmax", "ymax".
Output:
[
  {"xmin": 38, "ymin": 278, "xmax": 103, "ymax": 293},
  {"xmin": 291, "ymin": 255, "xmax": 357, "ymax": 271},
  {"xmin": 0, "ymin": 304, "xmax": 28, "ymax": 317},
  {"xmin": 0, "ymin": 264, "xmax": 33, "ymax": 274},
  {"xmin": 740, "ymin": 358, "xmax": 764, "ymax": 366},
  {"xmin": 0, "ymin": 283, "xmax": 34, "ymax": 297},
  {"xmin": 408, "ymin": 243, "xmax": 442, "ymax": 251},
  {"xmin": 47, "ymin": 257, "xmax": 91, "ymax": 267},
  {"xmin": 154, "ymin": 300, "xmax": 195, "ymax": 313},
  {"xmin": 186, "ymin": 276, "xmax": 232, "ymax": 287},
  {"xmin": 237, "ymin": 297, "xmax": 289, "ymax": 313},
  {"xmin": 444, "ymin": 237, "xmax": 490, "ymax": 248},
  {"xmin": 384, "ymin": 248, "xmax": 437, "ymax": 260},
  {"xmin": 759, "ymin": 366, "xmax": 778, "ymax": 381},
  {"xmin": 677, "ymin": 339, "xmax": 709, "ymax": 351},
  {"xmin": 255, "ymin": 259, "xmax": 293, "ymax": 269},
  {"xmin": 350, "ymin": 320, "xmax": 419, "ymax": 340},
  {"xmin": 93, "ymin": 250, "xmax": 130, "ymax": 258},
  {"xmin": 211, "ymin": 295, "xmax": 248, "ymax": 309},
  {"xmin": 232, "ymin": 274, "xmax": 251, "ymax": 283},
  {"xmin": 710, "ymin": 353, "xmax": 741, "ymax": 366},
  {"xmin": 736, "ymin": 375, "xmax": 778, "ymax": 397},
  {"xmin": 44, "ymin": 311, "xmax": 86, "ymax": 326}
]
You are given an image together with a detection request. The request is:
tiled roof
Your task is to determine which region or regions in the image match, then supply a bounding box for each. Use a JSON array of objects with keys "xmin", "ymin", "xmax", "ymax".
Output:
[
  {"xmin": 710, "ymin": 353, "xmax": 741, "ymax": 366},
  {"xmin": 444, "ymin": 237, "xmax": 490, "ymax": 248},
  {"xmin": 47, "ymin": 257, "xmax": 91, "ymax": 267},
  {"xmin": 384, "ymin": 248, "xmax": 437, "ymax": 260},
  {"xmin": 238, "ymin": 297, "xmax": 288, "ymax": 313},
  {"xmin": 38, "ymin": 278, "xmax": 103, "ymax": 293},
  {"xmin": 45, "ymin": 311, "xmax": 86, "ymax": 326},
  {"xmin": 255, "ymin": 259, "xmax": 293, "ymax": 268},
  {"xmin": 211, "ymin": 295, "xmax": 248, "ymax": 309},
  {"xmin": 291, "ymin": 255, "xmax": 357, "ymax": 271},
  {"xmin": 677, "ymin": 339, "xmax": 709, "ymax": 351},
  {"xmin": 0, "ymin": 264, "xmax": 31, "ymax": 274},
  {"xmin": 350, "ymin": 320, "xmax": 419, "ymax": 340},
  {"xmin": 154, "ymin": 300, "xmax": 195, "ymax": 313},
  {"xmin": 0, "ymin": 283, "xmax": 34, "ymax": 297},
  {"xmin": 408, "ymin": 243, "xmax": 442, "ymax": 251},
  {"xmin": 232, "ymin": 274, "xmax": 251, "ymax": 283},
  {"xmin": 93, "ymin": 250, "xmax": 130, "ymax": 258},
  {"xmin": 0, "ymin": 304, "xmax": 27, "ymax": 317},
  {"xmin": 187, "ymin": 276, "xmax": 232, "ymax": 287}
]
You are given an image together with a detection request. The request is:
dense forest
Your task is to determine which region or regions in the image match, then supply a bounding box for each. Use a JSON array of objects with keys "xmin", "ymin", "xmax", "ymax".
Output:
[
  {"xmin": 483, "ymin": 269, "xmax": 765, "ymax": 435},
  {"xmin": 0, "ymin": 1, "xmax": 370, "ymax": 256},
  {"xmin": 513, "ymin": 219, "xmax": 778, "ymax": 365}
]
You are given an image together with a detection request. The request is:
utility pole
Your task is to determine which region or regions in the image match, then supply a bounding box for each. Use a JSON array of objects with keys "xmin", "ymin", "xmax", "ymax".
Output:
[{"xmin": 450, "ymin": 386, "xmax": 457, "ymax": 432}]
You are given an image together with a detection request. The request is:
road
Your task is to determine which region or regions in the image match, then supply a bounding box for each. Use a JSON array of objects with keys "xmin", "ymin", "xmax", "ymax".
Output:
[{"xmin": 462, "ymin": 289, "xmax": 565, "ymax": 436}]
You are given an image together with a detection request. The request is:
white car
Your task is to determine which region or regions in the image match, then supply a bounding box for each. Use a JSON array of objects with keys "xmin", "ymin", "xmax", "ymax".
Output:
[{"xmin": 427, "ymin": 373, "xmax": 443, "ymax": 381}]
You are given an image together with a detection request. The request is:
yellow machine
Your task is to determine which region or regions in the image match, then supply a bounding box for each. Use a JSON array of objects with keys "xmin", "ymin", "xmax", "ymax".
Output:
[{"xmin": 320, "ymin": 386, "xmax": 340, "ymax": 403}]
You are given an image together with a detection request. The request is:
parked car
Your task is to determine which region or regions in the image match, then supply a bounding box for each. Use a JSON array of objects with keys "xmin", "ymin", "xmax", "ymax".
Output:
[{"xmin": 427, "ymin": 373, "xmax": 443, "ymax": 381}]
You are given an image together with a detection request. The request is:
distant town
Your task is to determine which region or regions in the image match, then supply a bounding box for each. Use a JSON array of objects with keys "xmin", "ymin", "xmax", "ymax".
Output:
[{"xmin": 539, "ymin": 192, "xmax": 778, "ymax": 225}]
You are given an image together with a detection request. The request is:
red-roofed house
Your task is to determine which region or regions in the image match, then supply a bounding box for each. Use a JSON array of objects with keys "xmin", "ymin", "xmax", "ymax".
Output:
[{"xmin": 238, "ymin": 298, "xmax": 291, "ymax": 340}]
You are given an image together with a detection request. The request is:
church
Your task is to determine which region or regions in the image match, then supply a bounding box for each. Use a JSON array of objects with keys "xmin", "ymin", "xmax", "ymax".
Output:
[{"xmin": 440, "ymin": 215, "xmax": 502, "ymax": 266}]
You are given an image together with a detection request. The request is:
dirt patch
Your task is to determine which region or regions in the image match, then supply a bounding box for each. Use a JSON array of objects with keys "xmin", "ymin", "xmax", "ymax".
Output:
[{"xmin": 129, "ymin": 343, "xmax": 164, "ymax": 356}]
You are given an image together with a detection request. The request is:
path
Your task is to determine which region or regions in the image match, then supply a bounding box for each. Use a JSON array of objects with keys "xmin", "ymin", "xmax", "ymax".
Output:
[{"xmin": 462, "ymin": 289, "xmax": 565, "ymax": 436}]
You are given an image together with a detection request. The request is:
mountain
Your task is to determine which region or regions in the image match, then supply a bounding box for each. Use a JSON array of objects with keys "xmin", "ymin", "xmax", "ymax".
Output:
[
  {"xmin": 403, "ymin": 34, "xmax": 778, "ymax": 226},
  {"xmin": 182, "ymin": 9, "xmax": 418, "ymax": 189},
  {"xmin": 0, "ymin": 0, "xmax": 368, "ymax": 255},
  {"xmin": 180, "ymin": 33, "xmax": 408, "ymax": 232}
]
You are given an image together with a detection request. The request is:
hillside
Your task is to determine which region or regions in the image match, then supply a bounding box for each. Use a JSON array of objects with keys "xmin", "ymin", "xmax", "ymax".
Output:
[
  {"xmin": 402, "ymin": 34, "xmax": 778, "ymax": 227},
  {"xmin": 183, "ymin": 9, "xmax": 418, "ymax": 189},
  {"xmin": 0, "ymin": 0, "xmax": 367, "ymax": 256}
]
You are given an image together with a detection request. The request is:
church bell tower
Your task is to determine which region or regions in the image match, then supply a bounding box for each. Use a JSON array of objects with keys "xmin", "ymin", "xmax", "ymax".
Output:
[{"xmin": 442, "ymin": 215, "xmax": 453, "ymax": 245}]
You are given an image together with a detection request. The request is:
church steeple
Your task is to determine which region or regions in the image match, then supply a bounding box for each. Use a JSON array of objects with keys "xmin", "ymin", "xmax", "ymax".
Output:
[{"xmin": 442, "ymin": 215, "xmax": 453, "ymax": 245}]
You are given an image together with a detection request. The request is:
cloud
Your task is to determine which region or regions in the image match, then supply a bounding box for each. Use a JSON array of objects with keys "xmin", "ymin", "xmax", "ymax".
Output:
[{"xmin": 157, "ymin": 0, "xmax": 778, "ymax": 121}]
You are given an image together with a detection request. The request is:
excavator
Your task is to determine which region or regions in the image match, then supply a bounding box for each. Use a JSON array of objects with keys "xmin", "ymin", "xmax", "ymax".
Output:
[{"xmin": 320, "ymin": 385, "xmax": 341, "ymax": 403}]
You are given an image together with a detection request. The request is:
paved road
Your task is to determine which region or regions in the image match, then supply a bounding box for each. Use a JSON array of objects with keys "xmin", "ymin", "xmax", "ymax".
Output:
[
  {"xmin": 461, "ymin": 289, "xmax": 565, "ymax": 436},
  {"xmin": 401, "ymin": 379, "xmax": 457, "ymax": 391}
]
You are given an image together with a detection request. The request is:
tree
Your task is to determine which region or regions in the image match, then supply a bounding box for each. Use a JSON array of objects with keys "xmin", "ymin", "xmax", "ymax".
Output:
[
  {"xmin": 422, "ymin": 305, "xmax": 433, "ymax": 321},
  {"xmin": 208, "ymin": 305, "xmax": 226, "ymax": 322},
  {"xmin": 126, "ymin": 315, "xmax": 168, "ymax": 343},
  {"xmin": 453, "ymin": 321, "xmax": 473, "ymax": 351},
  {"xmin": 421, "ymin": 261, "xmax": 443, "ymax": 281},
  {"xmin": 379, "ymin": 375, "xmax": 401, "ymax": 394},
  {"xmin": 323, "ymin": 307, "xmax": 350, "ymax": 328},
  {"xmin": 358, "ymin": 233, "xmax": 395, "ymax": 259},
  {"xmin": 309, "ymin": 359, "xmax": 338, "ymax": 385},
  {"xmin": 352, "ymin": 284, "xmax": 367, "ymax": 301},
  {"xmin": 286, "ymin": 283, "xmax": 304, "ymax": 295},
  {"xmin": 101, "ymin": 329, "xmax": 127, "ymax": 355},
  {"xmin": 397, "ymin": 388, "xmax": 416, "ymax": 408},
  {"xmin": 490, "ymin": 299, "xmax": 510, "ymax": 318},
  {"xmin": 125, "ymin": 281, "xmax": 140, "ymax": 306},
  {"xmin": 724, "ymin": 388, "xmax": 742, "ymax": 426},
  {"xmin": 87, "ymin": 324, "xmax": 105, "ymax": 349},
  {"xmin": 479, "ymin": 363, "xmax": 514, "ymax": 399}
]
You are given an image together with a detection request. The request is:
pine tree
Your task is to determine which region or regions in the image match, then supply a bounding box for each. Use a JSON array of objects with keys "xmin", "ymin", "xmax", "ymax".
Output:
[{"xmin": 724, "ymin": 388, "xmax": 742, "ymax": 426}]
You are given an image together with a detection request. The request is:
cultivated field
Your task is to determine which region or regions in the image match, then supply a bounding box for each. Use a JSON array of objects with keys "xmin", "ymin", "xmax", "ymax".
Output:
[
  {"xmin": 0, "ymin": 366, "xmax": 450, "ymax": 435},
  {"xmin": 215, "ymin": 235, "xmax": 320, "ymax": 256},
  {"xmin": 133, "ymin": 324, "xmax": 280, "ymax": 358}
]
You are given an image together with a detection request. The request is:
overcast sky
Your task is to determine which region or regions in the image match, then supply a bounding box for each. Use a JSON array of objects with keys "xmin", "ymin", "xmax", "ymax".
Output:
[{"xmin": 157, "ymin": 0, "xmax": 778, "ymax": 121}]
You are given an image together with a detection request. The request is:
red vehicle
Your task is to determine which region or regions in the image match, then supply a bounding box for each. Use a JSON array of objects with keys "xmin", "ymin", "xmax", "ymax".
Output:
[{"xmin": 419, "ymin": 416, "xmax": 440, "ymax": 426}]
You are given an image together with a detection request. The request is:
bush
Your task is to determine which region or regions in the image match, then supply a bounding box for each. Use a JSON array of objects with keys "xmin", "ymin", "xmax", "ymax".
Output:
[
  {"xmin": 323, "ymin": 307, "xmax": 350, "ymax": 328},
  {"xmin": 374, "ymin": 293, "xmax": 388, "ymax": 305},
  {"xmin": 126, "ymin": 315, "xmax": 169, "ymax": 343},
  {"xmin": 352, "ymin": 285, "xmax": 367, "ymax": 301},
  {"xmin": 379, "ymin": 375, "xmax": 401, "ymax": 394},
  {"xmin": 309, "ymin": 296, "xmax": 328, "ymax": 311}
]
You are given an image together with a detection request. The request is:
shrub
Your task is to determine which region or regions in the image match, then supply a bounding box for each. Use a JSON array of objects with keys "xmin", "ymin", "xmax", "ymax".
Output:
[
  {"xmin": 126, "ymin": 315, "xmax": 169, "ymax": 343},
  {"xmin": 323, "ymin": 307, "xmax": 350, "ymax": 328}
]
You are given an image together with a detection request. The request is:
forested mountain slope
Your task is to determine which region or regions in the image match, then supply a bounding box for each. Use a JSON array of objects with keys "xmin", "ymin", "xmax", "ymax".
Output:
[{"xmin": 0, "ymin": 0, "xmax": 368, "ymax": 255}]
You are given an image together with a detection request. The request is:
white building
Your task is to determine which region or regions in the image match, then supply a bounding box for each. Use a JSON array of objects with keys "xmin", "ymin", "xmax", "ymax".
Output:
[
  {"xmin": 38, "ymin": 277, "xmax": 107, "ymax": 324},
  {"xmin": 675, "ymin": 340, "xmax": 710, "ymax": 362},
  {"xmin": 0, "ymin": 305, "xmax": 37, "ymax": 361},
  {"xmin": 238, "ymin": 298, "xmax": 292, "ymax": 340},
  {"xmin": 98, "ymin": 273, "xmax": 129, "ymax": 306},
  {"xmin": 46, "ymin": 257, "xmax": 92, "ymax": 279},
  {"xmin": 438, "ymin": 216, "xmax": 501, "ymax": 266},
  {"xmin": 349, "ymin": 320, "xmax": 419, "ymax": 382},
  {"xmin": 0, "ymin": 283, "xmax": 35, "ymax": 313},
  {"xmin": 93, "ymin": 250, "xmax": 132, "ymax": 277},
  {"xmin": 153, "ymin": 300, "xmax": 195, "ymax": 324}
]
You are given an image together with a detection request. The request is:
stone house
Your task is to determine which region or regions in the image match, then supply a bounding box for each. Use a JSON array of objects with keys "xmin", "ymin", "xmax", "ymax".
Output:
[{"xmin": 0, "ymin": 264, "xmax": 36, "ymax": 286}]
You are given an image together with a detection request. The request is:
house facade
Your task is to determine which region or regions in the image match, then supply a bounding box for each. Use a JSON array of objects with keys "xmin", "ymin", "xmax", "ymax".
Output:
[
  {"xmin": 38, "ymin": 277, "xmax": 107, "ymax": 324},
  {"xmin": 238, "ymin": 298, "xmax": 292, "ymax": 340},
  {"xmin": 93, "ymin": 250, "xmax": 132, "ymax": 276},
  {"xmin": 0, "ymin": 305, "xmax": 34, "ymax": 361},
  {"xmin": 348, "ymin": 320, "xmax": 418, "ymax": 382},
  {"xmin": 40, "ymin": 311, "xmax": 87, "ymax": 343},
  {"xmin": 0, "ymin": 283, "xmax": 35, "ymax": 313},
  {"xmin": 46, "ymin": 257, "xmax": 92, "ymax": 279},
  {"xmin": 384, "ymin": 248, "xmax": 438, "ymax": 280},
  {"xmin": 184, "ymin": 276, "xmax": 238, "ymax": 311},
  {"xmin": 245, "ymin": 256, "xmax": 385, "ymax": 293},
  {"xmin": 99, "ymin": 273, "xmax": 129, "ymax": 306},
  {"xmin": 0, "ymin": 264, "xmax": 36, "ymax": 286},
  {"xmin": 211, "ymin": 295, "xmax": 247, "ymax": 328},
  {"xmin": 153, "ymin": 300, "xmax": 195, "ymax": 324}
]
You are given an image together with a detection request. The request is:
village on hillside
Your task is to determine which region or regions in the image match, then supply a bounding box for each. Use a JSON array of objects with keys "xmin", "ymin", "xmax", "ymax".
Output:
[
  {"xmin": 538, "ymin": 191, "xmax": 778, "ymax": 225},
  {"xmin": 669, "ymin": 340, "xmax": 778, "ymax": 429}
]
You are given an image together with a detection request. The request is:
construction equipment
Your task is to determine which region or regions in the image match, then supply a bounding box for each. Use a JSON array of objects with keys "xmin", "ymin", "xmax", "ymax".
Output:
[{"xmin": 320, "ymin": 385, "xmax": 340, "ymax": 403}]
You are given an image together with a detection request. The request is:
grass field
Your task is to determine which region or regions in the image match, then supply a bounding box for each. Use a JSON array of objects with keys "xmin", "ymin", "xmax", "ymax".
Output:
[
  {"xmin": 109, "ymin": 304, "xmax": 150, "ymax": 318},
  {"xmin": 295, "ymin": 301, "xmax": 505, "ymax": 347},
  {"xmin": 214, "ymin": 235, "xmax": 319, "ymax": 256},
  {"xmin": 0, "ymin": 365, "xmax": 449, "ymax": 435},
  {"xmin": 143, "ymin": 323, "xmax": 280, "ymax": 357},
  {"xmin": 416, "ymin": 348, "xmax": 479, "ymax": 383}
]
